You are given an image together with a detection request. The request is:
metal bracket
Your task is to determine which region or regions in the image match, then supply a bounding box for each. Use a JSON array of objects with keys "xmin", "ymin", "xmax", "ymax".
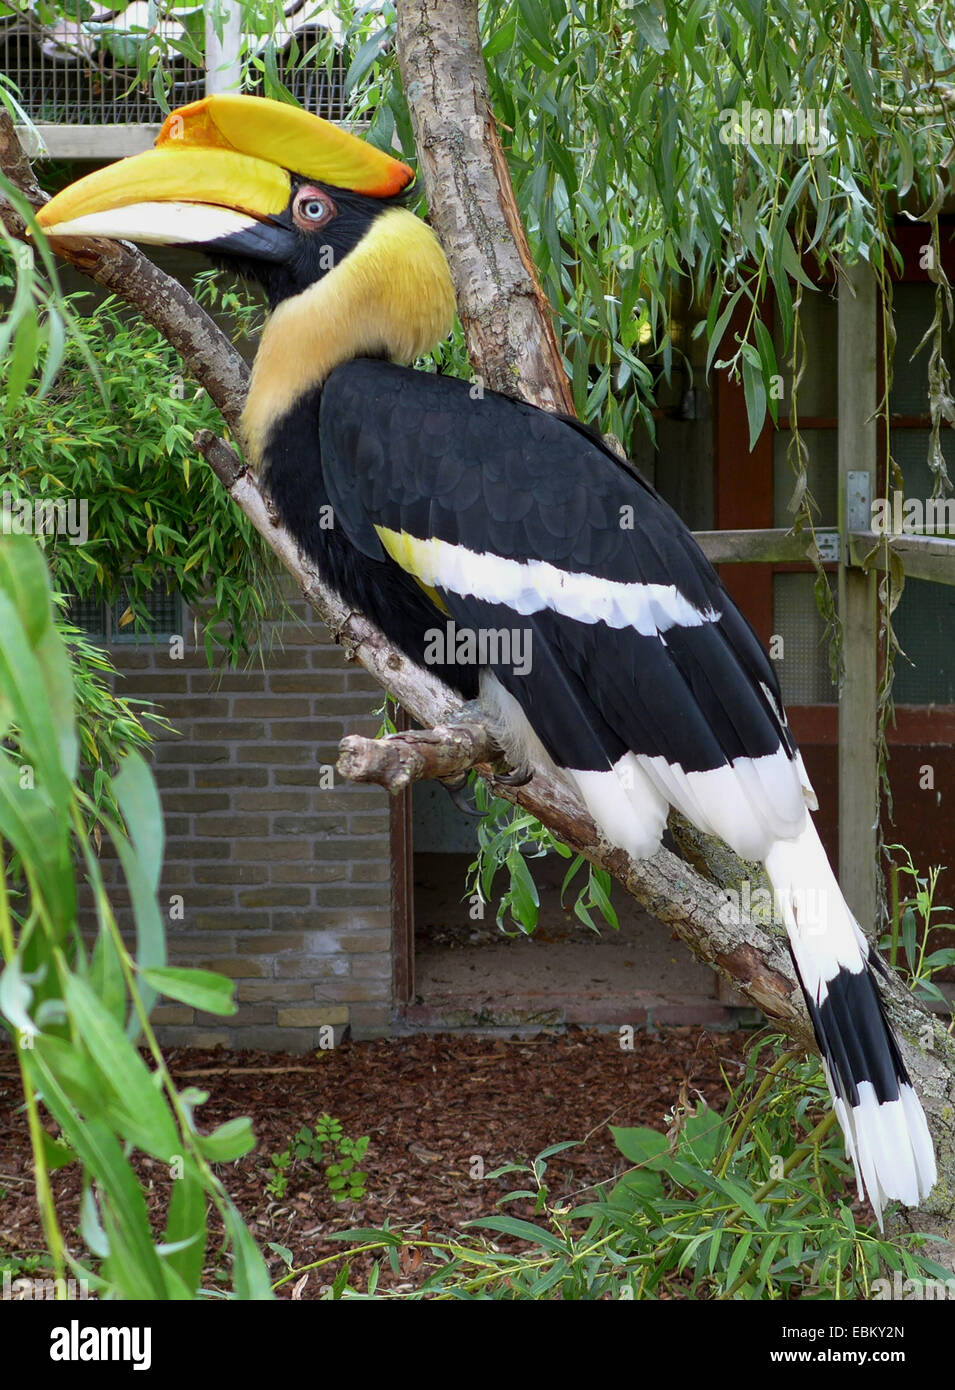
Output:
[
  {"xmin": 815, "ymin": 530, "xmax": 840, "ymax": 563},
  {"xmin": 846, "ymin": 471, "xmax": 872, "ymax": 533}
]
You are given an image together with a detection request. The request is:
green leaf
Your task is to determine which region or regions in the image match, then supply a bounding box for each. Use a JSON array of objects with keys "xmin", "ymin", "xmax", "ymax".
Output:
[
  {"xmin": 686, "ymin": 1164, "xmax": 768, "ymax": 1229},
  {"xmin": 163, "ymin": 1156, "xmax": 206, "ymax": 1295},
  {"xmin": 608, "ymin": 1167, "xmax": 665, "ymax": 1206},
  {"xmin": 901, "ymin": 906, "xmax": 918, "ymax": 973},
  {"xmin": 0, "ymin": 588, "xmax": 72, "ymax": 808},
  {"xmin": 31, "ymin": 1034, "xmax": 108, "ymax": 1117},
  {"xmin": 143, "ymin": 966, "xmax": 237, "ymax": 1016},
  {"xmin": 610, "ymin": 1125, "xmax": 669, "ymax": 1167},
  {"xmin": 224, "ymin": 1202, "xmax": 274, "ymax": 1301},
  {"xmin": 41, "ymin": 1130, "xmax": 75, "ymax": 1171},
  {"xmin": 34, "ymin": 622, "xmax": 79, "ymax": 783},
  {"xmin": 113, "ymin": 751, "xmax": 164, "ymax": 889},
  {"xmin": 628, "ymin": 1, "xmax": 668, "ymax": 53},
  {"xmin": 103, "ymin": 813, "xmax": 166, "ymax": 1021},
  {"xmin": 506, "ymin": 848, "xmax": 539, "ymax": 931},
  {"xmin": 754, "ymin": 316, "xmax": 780, "ymax": 424},
  {"xmin": 25, "ymin": 1050, "xmax": 167, "ymax": 1298},
  {"xmin": 0, "ymin": 532, "xmax": 53, "ymax": 647},
  {"xmin": 921, "ymin": 948, "xmax": 955, "ymax": 971},
  {"xmin": 678, "ymin": 1104, "xmax": 730, "ymax": 1170},
  {"xmin": 79, "ymin": 1182, "xmax": 111, "ymax": 1259},
  {"xmin": 465, "ymin": 1215, "xmax": 568, "ymax": 1254},
  {"xmin": 63, "ymin": 974, "xmax": 179, "ymax": 1161},
  {"xmin": 724, "ymin": 1231, "xmax": 753, "ymax": 1292},
  {"xmin": 706, "ymin": 287, "xmax": 744, "ymax": 379},
  {"xmin": 741, "ymin": 348, "xmax": 767, "ymax": 451},
  {"xmin": 89, "ymin": 929, "xmax": 127, "ymax": 1028},
  {"xmin": 5, "ymin": 308, "xmax": 38, "ymax": 413},
  {"xmin": 517, "ymin": 0, "xmax": 553, "ymax": 51},
  {"xmin": 843, "ymin": 35, "xmax": 874, "ymax": 123},
  {"xmin": 345, "ymin": 30, "xmax": 388, "ymax": 96},
  {"xmin": 195, "ymin": 1116, "xmax": 256, "ymax": 1163}
]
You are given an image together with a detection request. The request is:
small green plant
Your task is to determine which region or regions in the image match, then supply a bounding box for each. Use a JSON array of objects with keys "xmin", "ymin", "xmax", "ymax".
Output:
[
  {"xmin": 465, "ymin": 777, "xmax": 618, "ymax": 936},
  {"xmin": 267, "ymin": 1115, "xmax": 370, "ymax": 1204},
  {"xmin": 0, "ymin": 1252, "xmax": 45, "ymax": 1282},
  {"xmin": 272, "ymin": 1034, "xmax": 949, "ymax": 1300},
  {"xmin": 881, "ymin": 846, "xmax": 955, "ymax": 1018}
]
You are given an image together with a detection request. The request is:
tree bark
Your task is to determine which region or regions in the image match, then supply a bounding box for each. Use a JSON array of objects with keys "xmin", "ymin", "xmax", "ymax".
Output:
[
  {"xmin": 395, "ymin": 0, "xmax": 574, "ymax": 414},
  {"xmin": 2, "ymin": 39, "xmax": 953, "ymax": 1236},
  {"xmin": 337, "ymin": 718, "xmax": 497, "ymax": 792}
]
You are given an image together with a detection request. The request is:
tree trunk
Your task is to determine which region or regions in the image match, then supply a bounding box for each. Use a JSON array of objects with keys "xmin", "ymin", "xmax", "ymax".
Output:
[{"xmin": 395, "ymin": 0, "xmax": 573, "ymax": 414}]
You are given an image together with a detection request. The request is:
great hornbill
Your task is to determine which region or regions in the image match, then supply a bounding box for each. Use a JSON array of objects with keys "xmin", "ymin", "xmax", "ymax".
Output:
[{"xmin": 37, "ymin": 93, "xmax": 936, "ymax": 1223}]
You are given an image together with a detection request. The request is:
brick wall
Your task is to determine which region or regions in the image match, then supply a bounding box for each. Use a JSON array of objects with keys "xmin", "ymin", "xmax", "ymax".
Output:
[{"xmin": 86, "ymin": 586, "xmax": 396, "ymax": 1049}]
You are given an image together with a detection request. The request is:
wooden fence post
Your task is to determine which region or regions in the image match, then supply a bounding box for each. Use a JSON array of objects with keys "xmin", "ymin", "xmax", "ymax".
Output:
[{"xmin": 837, "ymin": 260, "xmax": 880, "ymax": 929}]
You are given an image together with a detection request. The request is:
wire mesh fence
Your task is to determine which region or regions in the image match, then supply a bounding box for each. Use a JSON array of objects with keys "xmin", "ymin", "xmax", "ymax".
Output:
[{"xmin": 0, "ymin": 3, "xmax": 349, "ymax": 125}]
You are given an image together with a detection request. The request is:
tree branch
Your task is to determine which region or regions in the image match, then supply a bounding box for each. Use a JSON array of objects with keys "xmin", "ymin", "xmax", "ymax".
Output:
[{"xmin": 338, "ymin": 718, "xmax": 495, "ymax": 792}]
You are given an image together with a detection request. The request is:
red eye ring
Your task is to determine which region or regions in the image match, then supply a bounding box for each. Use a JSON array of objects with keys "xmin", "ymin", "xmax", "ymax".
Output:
[{"xmin": 292, "ymin": 186, "xmax": 336, "ymax": 231}]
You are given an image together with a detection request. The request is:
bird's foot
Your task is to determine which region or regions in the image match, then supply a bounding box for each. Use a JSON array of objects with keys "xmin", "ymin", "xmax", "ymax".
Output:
[
  {"xmin": 444, "ymin": 700, "xmax": 533, "ymax": 791},
  {"xmin": 491, "ymin": 764, "xmax": 533, "ymax": 789},
  {"xmin": 438, "ymin": 773, "xmax": 483, "ymax": 817},
  {"xmin": 444, "ymin": 700, "xmax": 488, "ymax": 729}
]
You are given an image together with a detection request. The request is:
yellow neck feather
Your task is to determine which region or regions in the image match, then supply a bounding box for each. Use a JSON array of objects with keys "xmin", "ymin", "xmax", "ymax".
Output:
[{"xmin": 241, "ymin": 206, "xmax": 456, "ymax": 465}]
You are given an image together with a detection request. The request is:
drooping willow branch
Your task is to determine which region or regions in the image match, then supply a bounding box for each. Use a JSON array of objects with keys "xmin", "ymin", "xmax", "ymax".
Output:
[{"xmin": 3, "ymin": 58, "xmax": 955, "ymax": 1225}]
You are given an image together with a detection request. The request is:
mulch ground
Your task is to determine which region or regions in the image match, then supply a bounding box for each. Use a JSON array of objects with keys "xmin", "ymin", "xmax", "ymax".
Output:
[{"xmin": 0, "ymin": 1026, "xmax": 753, "ymax": 1299}]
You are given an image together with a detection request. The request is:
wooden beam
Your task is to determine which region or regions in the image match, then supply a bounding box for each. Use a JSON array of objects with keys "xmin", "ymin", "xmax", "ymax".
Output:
[
  {"xmin": 848, "ymin": 531, "xmax": 955, "ymax": 586},
  {"xmin": 837, "ymin": 262, "xmax": 880, "ymax": 929},
  {"xmin": 16, "ymin": 125, "xmax": 162, "ymax": 159},
  {"xmin": 390, "ymin": 707, "xmax": 416, "ymax": 1007},
  {"xmin": 693, "ymin": 527, "xmax": 836, "ymax": 565},
  {"xmin": 18, "ymin": 122, "xmax": 371, "ymax": 162},
  {"xmin": 694, "ymin": 526, "xmax": 955, "ymax": 582}
]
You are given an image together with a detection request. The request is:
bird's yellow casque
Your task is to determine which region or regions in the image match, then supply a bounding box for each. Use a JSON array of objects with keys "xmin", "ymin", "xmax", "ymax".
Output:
[
  {"xmin": 36, "ymin": 93, "xmax": 938, "ymax": 1226},
  {"xmin": 37, "ymin": 93, "xmax": 414, "ymax": 227}
]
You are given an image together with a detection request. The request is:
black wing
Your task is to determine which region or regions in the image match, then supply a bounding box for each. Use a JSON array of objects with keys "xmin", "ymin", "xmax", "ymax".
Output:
[{"xmin": 319, "ymin": 358, "xmax": 811, "ymax": 859}]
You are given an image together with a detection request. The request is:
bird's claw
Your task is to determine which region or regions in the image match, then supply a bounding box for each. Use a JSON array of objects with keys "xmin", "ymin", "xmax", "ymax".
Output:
[
  {"xmin": 438, "ymin": 773, "xmax": 483, "ymax": 817},
  {"xmin": 492, "ymin": 764, "xmax": 533, "ymax": 788}
]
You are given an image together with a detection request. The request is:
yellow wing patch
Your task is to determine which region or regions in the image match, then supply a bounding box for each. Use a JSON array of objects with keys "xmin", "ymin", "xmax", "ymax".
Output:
[{"xmin": 375, "ymin": 526, "xmax": 450, "ymax": 615}]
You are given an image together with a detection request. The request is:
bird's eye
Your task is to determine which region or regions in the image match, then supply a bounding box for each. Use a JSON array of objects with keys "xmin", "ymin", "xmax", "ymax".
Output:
[{"xmin": 292, "ymin": 187, "xmax": 335, "ymax": 231}]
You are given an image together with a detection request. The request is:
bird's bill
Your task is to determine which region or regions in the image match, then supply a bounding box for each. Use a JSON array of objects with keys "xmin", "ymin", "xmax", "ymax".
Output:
[
  {"xmin": 34, "ymin": 93, "xmax": 415, "ymax": 258},
  {"xmin": 35, "ymin": 146, "xmax": 298, "ymax": 259}
]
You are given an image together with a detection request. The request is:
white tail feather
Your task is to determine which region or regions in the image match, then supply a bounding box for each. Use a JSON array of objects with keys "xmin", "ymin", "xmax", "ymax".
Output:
[{"xmin": 765, "ymin": 820, "xmax": 936, "ymax": 1226}]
